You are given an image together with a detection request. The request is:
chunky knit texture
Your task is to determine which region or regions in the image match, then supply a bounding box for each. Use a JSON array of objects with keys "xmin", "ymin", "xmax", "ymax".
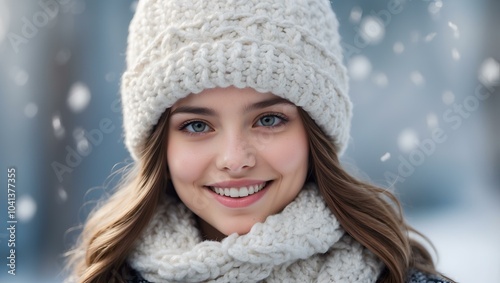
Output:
[
  {"xmin": 121, "ymin": 0, "xmax": 352, "ymax": 160},
  {"xmin": 128, "ymin": 184, "xmax": 383, "ymax": 282}
]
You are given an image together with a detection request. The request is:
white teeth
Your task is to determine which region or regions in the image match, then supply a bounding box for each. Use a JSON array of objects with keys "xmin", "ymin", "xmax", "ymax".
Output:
[
  {"xmin": 210, "ymin": 182, "xmax": 267, "ymax": 198},
  {"xmin": 240, "ymin": 187, "xmax": 249, "ymax": 197}
]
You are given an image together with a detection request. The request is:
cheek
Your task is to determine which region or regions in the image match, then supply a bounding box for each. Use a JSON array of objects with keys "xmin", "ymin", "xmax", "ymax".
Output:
[
  {"xmin": 260, "ymin": 133, "xmax": 309, "ymax": 175},
  {"xmin": 167, "ymin": 138, "xmax": 216, "ymax": 213},
  {"xmin": 167, "ymin": 138, "xmax": 207, "ymax": 185}
]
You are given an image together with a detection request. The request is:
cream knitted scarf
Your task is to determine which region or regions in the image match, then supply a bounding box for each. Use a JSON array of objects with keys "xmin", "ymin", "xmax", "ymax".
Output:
[{"xmin": 128, "ymin": 183, "xmax": 384, "ymax": 282}]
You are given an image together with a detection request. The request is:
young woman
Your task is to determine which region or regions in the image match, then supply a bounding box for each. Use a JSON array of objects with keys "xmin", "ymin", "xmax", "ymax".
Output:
[{"xmin": 66, "ymin": 0, "xmax": 454, "ymax": 282}]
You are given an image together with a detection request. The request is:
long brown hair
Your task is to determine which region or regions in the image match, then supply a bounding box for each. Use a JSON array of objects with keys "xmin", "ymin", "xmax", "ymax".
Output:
[
  {"xmin": 66, "ymin": 106, "xmax": 452, "ymax": 282},
  {"xmin": 298, "ymin": 108, "xmax": 452, "ymax": 282},
  {"xmin": 65, "ymin": 111, "xmax": 171, "ymax": 283}
]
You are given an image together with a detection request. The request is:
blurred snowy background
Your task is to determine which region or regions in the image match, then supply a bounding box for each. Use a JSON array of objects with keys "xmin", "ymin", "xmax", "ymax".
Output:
[{"xmin": 0, "ymin": 0, "xmax": 499, "ymax": 282}]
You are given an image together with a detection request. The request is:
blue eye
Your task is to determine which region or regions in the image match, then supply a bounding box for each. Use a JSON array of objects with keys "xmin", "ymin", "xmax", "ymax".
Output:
[
  {"xmin": 183, "ymin": 121, "xmax": 211, "ymax": 133},
  {"xmin": 255, "ymin": 115, "xmax": 287, "ymax": 127}
]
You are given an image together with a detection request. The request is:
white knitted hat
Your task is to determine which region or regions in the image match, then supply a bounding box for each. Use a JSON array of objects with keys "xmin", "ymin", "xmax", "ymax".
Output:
[{"xmin": 121, "ymin": 0, "xmax": 352, "ymax": 160}]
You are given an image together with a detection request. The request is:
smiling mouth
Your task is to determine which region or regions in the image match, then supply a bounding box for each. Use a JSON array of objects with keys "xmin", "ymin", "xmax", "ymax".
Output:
[{"xmin": 207, "ymin": 181, "xmax": 269, "ymax": 198}]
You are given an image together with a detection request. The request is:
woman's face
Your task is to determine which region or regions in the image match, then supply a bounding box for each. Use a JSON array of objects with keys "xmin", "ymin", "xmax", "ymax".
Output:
[{"xmin": 167, "ymin": 87, "xmax": 309, "ymax": 239}]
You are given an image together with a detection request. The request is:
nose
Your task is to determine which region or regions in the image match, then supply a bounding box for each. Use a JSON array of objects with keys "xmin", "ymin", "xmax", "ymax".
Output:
[{"xmin": 216, "ymin": 133, "xmax": 256, "ymax": 173}]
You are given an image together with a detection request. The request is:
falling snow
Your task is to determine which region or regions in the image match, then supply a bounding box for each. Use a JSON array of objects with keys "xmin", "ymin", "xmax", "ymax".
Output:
[
  {"xmin": 478, "ymin": 58, "xmax": 500, "ymax": 87},
  {"xmin": 24, "ymin": 103, "xmax": 38, "ymax": 118},
  {"xmin": 105, "ymin": 72, "xmax": 116, "ymax": 82},
  {"xmin": 56, "ymin": 49, "xmax": 72, "ymax": 65},
  {"xmin": 428, "ymin": 1, "xmax": 443, "ymax": 15},
  {"xmin": 18, "ymin": 195, "xmax": 37, "ymax": 222},
  {"xmin": 442, "ymin": 91, "xmax": 455, "ymax": 105},
  {"xmin": 360, "ymin": 16, "xmax": 385, "ymax": 45},
  {"xmin": 349, "ymin": 6, "xmax": 363, "ymax": 24},
  {"xmin": 427, "ymin": 113, "xmax": 439, "ymax": 129},
  {"xmin": 77, "ymin": 138, "xmax": 90, "ymax": 155},
  {"xmin": 348, "ymin": 55, "xmax": 372, "ymax": 81},
  {"xmin": 73, "ymin": 127, "xmax": 90, "ymax": 154},
  {"xmin": 73, "ymin": 127, "xmax": 85, "ymax": 140},
  {"xmin": 372, "ymin": 72, "xmax": 389, "ymax": 87},
  {"xmin": 13, "ymin": 68, "xmax": 29, "ymax": 86},
  {"xmin": 410, "ymin": 71, "xmax": 425, "ymax": 86},
  {"xmin": 58, "ymin": 187, "xmax": 68, "ymax": 202},
  {"xmin": 52, "ymin": 114, "xmax": 66, "ymax": 139},
  {"xmin": 393, "ymin": 42, "xmax": 405, "ymax": 54},
  {"xmin": 380, "ymin": 152, "xmax": 391, "ymax": 162},
  {"xmin": 73, "ymin": 127, "xmax": 90, "ymax": 155},
  {"xmin": 451, "ymin": 48, "xmax": 461, "ymax": 61},
  {"xmin": 398, "ymin": 129, "xmax": 420, "ymax": 153},
  {"xmin": 448, "ymin": 21, "xmax": 460, "ymax": 39},
  {"xmin": 424, "ymin": 33, "xmax": 437, "ymax": 42},
  {"xmin": 67, "ymin": 82, "xmax": 91, "ymax": 113}
]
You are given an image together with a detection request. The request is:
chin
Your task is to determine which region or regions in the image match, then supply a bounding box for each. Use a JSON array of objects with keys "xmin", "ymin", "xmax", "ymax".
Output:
[{"xmin": 217, "ymin": 219, "xmax": 259, "ymax": 236}]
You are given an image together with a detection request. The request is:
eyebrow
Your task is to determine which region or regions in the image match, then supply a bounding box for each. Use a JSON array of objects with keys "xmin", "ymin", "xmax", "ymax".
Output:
[
  {"xmin": 244, "ymin": 97, "xmax": 293, "ymax": 112},
  {"xmin": 169, "ymin": 105, "xmax": 216, "ymax": 116},
  {"xmin": 170, "ymin": 97, "xmax": 292, "ymax": 116}
]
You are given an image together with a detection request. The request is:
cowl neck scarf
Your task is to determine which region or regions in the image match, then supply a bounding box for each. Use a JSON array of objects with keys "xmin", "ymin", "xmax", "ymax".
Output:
[{"xmin": 128, "ymin": 183, "xmax": 383, "ymax": 282}]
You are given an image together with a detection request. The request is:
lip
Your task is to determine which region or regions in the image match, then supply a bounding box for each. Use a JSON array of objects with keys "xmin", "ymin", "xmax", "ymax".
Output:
[
  {"xmin": 206, "ymin": 179, "xmax": 268, "ymax": 188},
  {"xmin": 206, "ymin": 181, "xmax": 271, "ymax": 208}
]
